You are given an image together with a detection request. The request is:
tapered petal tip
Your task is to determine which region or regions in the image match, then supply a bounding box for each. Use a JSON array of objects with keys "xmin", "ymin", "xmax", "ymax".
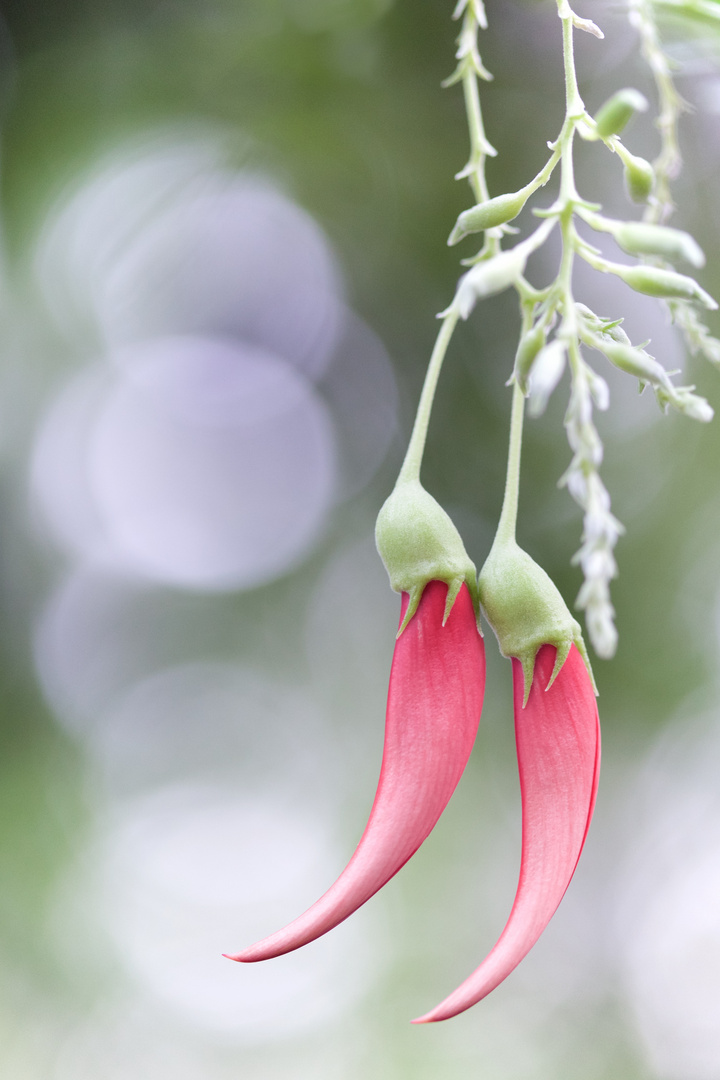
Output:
[
  {"xmin": 223, "ymin": 945, "xmax": 279, "ymax": 963},
  {"xmin": 410, "ymin": 1001, "xmax": 464, "ymax": 1024},
  {"xmin": 411, "ymin": 983, "xmax": 492, "ymax": 1024},
  {"xmin": 223, "ymin": 942, "xmax": 286, "ymax": 963}
]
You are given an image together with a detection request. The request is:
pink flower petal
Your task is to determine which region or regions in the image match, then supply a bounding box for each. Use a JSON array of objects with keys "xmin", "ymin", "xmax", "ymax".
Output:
[
  {"xmin": 227, "ymin": 579, "xmax": 485, "ymax": 963},
  {"xmin": 414, "ymin": 642, "xmax": 599, "ymax": 1022}
]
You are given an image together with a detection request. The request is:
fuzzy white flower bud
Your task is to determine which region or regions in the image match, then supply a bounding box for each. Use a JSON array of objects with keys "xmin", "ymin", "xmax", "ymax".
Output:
[
  {"xmin": 587, "ymin": 369, "xmax": 610, "ymax": 411},
  {"xmin": 673, "ymin": 389, "xmax": 714, "ymax": 423},
  {"xmin": 453, "ymin": 249, "xmax": 527, "ymax": 318},
  {"xmin": 527, "ymin": 340, "xmax": 566, "ymax": 416}
]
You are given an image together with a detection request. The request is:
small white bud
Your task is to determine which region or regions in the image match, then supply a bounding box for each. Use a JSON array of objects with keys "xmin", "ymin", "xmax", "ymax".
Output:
[
  {"xmin": 674, "ymin": 389, "xmax": 714, "ymax": 422},
  {"xmin": 528, "ymin": 340, "xmax": 566, "ymax": 416},
  {"xmin": 564, "ymin": 470, "xmax": 586, "ymax": 504},
  {"xmin": 453, "ymin": 248, "xmax": 527, "ymax": 319},
  {"xmin": 587, "ymin": 369, "xmax": 610, "ymax": 411},
  {"xmin": 583, "ymin": 549, "xmax": 617, "ymax": 581},
  {"xmin": 572, "ymin": 13, "xmax": 604, "ymax": 38},
  {"xmin": 586, "ymin": 605, "xmax": 618, "ymax": 659}
]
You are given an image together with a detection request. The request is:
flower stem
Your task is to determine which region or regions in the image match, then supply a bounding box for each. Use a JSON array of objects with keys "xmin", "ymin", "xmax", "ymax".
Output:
[
  {"xmin": 462, "ymin": 68, "xmax": 492, "ymax": 206},
  {"xmin": 628, "ymin": 0, "xmax": 682, "ymax": 224},
  {"xmin": 496, "ymin": 380, "xmax": 526, "ymax": 545},
  {"xmin": 559, "ymin": 1, "xmax": 584, "ymax": 119},
  {"xmin": 398, "ymin": 309, "xmax": 460, "ymax": 484}
]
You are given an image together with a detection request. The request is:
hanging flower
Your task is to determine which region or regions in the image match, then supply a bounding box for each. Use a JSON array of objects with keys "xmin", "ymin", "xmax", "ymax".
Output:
[
  {"xmin": 414, "ymin": 640, "xmax": 600, "ymax": 1022},
  {"xmin": 409, "ymin": 450, "xmax": 601, "ymax": 1020},
  {"xmin": 226, "ymin": 480, "xmax": 486, "ymax": 963}
]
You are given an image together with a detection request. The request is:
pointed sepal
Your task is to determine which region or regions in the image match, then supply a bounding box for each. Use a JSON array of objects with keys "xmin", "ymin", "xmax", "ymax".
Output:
[
  {"xmin": 478, "ymin": 535, "xmax": 594, "ymax": 702},
  {"xmin": 375, "ymin": 478, "xmax": 479, "ymax": 633}
]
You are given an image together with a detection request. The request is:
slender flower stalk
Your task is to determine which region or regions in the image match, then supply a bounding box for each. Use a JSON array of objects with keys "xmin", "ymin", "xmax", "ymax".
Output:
[
  {"xmin": 414, "ymin": 643, "xmax": 600, "ymax": 1022},
  {"xmin": 227, "ymin": 579, "xmax": 485, "ymax": 963}
]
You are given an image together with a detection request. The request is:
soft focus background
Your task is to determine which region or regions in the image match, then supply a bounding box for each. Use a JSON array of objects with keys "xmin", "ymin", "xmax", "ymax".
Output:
[{"xmin": 1, "ymin": 0, "xmax": 720, "ymax": 1076}]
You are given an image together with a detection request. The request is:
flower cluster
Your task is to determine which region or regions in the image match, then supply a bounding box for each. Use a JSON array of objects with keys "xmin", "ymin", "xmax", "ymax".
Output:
[
  {"xmin": 229, "ymin": 461, "xmax": 600, "ymax": 1023},
  {"xmin": 229, "ymin": 0, "xmax": 717, "ymax": 1023}
]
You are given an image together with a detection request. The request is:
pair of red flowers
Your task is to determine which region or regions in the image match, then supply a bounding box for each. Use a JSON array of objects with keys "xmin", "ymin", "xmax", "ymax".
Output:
[{"xmin": 227, "ymin": 465, "xmax": 600, "ymax": 1023}]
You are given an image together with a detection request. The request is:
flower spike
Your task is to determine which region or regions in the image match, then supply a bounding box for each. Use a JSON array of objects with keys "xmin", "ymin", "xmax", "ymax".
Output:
[
  {"xmin": 226, "ymin": 579, "xmax": 485, "ymax": 964},
  {"xmin": 414, "ymin": 641, "xmax": 600, "ymax": 1023}
]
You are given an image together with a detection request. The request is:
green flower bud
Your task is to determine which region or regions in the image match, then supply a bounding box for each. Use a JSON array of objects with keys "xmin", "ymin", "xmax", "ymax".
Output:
[
  {"xmin": 593, "ymin": 88, "xmax": 648, "ymax": 139},
  {"xmin": 513, "ymin": 324, "xmax": 546, "ymax": 393},
  {"xmin": 595, "ymin": 339, "xmax": 667, "ymax": 384},
  {"xmin": 448, "ymin": 189, "xmax": 530, "ymax": 245},
  {"xmin": 375, "ymin": 478, "xmax": 478, "ymax": 633},
  {"xmin": 623, "ymin": 153, "xmax": 654, "ymax": 203},
  {"xmin": 611, "ymin": 221, "xmax": 705, "ymax": 269},
  {"xmin": 478, "ymin": 537, "xmax": 594, "ymax": 702},
  {"xmin": 616, "ymin": 264, "xmax": 718, "ymax": 309}
]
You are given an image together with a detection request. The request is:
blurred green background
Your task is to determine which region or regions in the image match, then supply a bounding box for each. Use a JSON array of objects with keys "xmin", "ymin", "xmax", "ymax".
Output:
[{"xmin": 1, "ymin": 1, "xmax": 720, "ymax": 1077}]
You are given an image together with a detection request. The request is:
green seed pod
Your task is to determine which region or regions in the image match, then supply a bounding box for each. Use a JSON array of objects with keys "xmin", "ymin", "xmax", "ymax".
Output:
[
  {"xmin": 623, "ymin": 154, "xmax": 654, "ymax": 204},
  {"xmin": 513, "ymin": 325, "xmax": 546, "ymax": 392},
  {"xmin": 448, "ymin": 189, "xmax": 530, "ymax": 245},
  {"xmin": 593, "ymin": 88, "xmax": 648, "ymax": 139},
  {"xmin": 617, "ymin": 265, "xmax": 718, "ymax": 309},
  {"xmin": 612, "ymin": 222, "xmax": 705, "ymax": 269}
]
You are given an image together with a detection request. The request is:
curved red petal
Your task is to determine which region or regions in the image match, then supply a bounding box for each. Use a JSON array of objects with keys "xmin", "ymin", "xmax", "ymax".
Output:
[
  {"xmin": 414, "ymin": 642, "xmax": 599, "ymax": 1023},
  {"xmin": 227, "ymin": 579, "xmax": 485, "ymax": 963}
]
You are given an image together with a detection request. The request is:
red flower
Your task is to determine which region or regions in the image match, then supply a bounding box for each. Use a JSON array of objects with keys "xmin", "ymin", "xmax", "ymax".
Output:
[
  {"xmin": 413, "ymin": 641, "xmax": 600, "ymax": 1023},
  {"xmin": 226, "ymin": 579, "xmax": 486, "ymax": 963}
]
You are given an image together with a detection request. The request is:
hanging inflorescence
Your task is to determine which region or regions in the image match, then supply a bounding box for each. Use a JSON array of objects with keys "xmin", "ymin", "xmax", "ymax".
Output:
[
  {"xmin": 444, "ymin": 0, "xmax": 717, "ymax": 660},
  {"xmin": 231, "ymin": 0, "xmax": 717, "ymax": 1023}
]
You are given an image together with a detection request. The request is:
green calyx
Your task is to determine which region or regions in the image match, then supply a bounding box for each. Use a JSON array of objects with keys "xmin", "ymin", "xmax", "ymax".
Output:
[
  {"xmin": 478, "ymin": 535, "xmax": 596, "ymax": 705},
  {"xmin": 375, "ymin": 478, "xmax": 479, "ymax": 635}
]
